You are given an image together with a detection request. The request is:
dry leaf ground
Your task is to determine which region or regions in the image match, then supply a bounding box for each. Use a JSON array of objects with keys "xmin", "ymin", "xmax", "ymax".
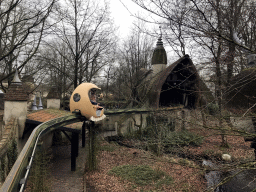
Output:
[{"xmin": 85, "ymin": 126, "xmax": 255, "ymax": 192}]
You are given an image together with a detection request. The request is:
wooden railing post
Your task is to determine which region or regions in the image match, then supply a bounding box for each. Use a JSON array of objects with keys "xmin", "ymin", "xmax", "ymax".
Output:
[
  {"xmin": 82, "ymin": 121, "xmax": 86, "ymax": 148},
  {"xmin": 71, "ymin": 132, "xmax": 79, "ymax": 171}
]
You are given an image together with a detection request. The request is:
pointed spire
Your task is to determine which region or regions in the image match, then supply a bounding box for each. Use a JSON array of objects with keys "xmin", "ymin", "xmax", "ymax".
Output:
[
  {"xmin": 12, "ymin": 66, "xmax": 21, "ymax": 83},
  {"xmin": 38, "ymin": 92, "xmax": 43, "ymax": 110},
  {"xmin": 31, "ymin": 95, "xmax": 38, "ymax": 110},
  {"xmin": 156, "ymin": 26, "xmax": 163, "ymax": 46},
  {"xmin": 151, "ymin": 26, "xmax": 167, "ymax": 66},
  {"xmin": 4, "ymin": 65, "xmax": 28, "ymax": 101}
]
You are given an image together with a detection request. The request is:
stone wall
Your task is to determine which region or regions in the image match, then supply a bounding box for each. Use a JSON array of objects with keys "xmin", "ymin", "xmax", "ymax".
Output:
[
  {"xmin": 47, "ymin": 99, "xmax": 60, "ymax": 109},
  {"xmin": 3, "ymin": 101, "xmax": 27, "ymax": 138},
  {"xmin": 102, "ymin": 109, "xmax": 186, "ymax": 137},
  {"xmin": 0, "ymin": 115, "xmax": 3, "ymax": 140},
  {"xmin": 0, "ymin": 118, "xmax": 18, "ymax": 185}
]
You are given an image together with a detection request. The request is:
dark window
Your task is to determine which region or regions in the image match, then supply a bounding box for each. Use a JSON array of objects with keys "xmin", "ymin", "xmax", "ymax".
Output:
[{"xmin": 73, "ymin": 93, "xmax": 81, "ymax": 102}]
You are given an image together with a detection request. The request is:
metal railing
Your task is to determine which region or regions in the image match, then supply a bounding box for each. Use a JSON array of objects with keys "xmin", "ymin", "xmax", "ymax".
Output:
[{"xmin": 0, "ymin": 114, "xmax": 83, "ymax": 192}]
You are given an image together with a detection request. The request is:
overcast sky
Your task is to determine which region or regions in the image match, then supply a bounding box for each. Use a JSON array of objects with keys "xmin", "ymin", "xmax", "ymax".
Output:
[
  {"xmin": 109, "ymin": 0, "xmax": 179, "ymax": 63},
  {"xmin": 110, "ymin": 0, "xmax": 148, "ymax": 38}
]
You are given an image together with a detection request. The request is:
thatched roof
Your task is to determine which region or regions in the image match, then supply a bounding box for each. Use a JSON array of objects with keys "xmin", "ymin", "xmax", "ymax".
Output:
[
  {"xmin": 137, "ymin": 55, "xmax": 210, "ymax": 108},
  {"xmin": 225, "ymin": 68, "xmax": 256, "ymax": 112}
]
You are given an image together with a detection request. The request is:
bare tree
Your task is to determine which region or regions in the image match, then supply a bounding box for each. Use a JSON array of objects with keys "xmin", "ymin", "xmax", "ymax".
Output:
[
  {"xmin": 51, "ymin": 0, "xmax": 117, "ymax": 89},
  {"xmin": 132, "ymin": 0, "xmax": 255, "ymax": 53},
  {"xmin": 36, "ymin": 41, "xmax": 74, "ymax": 103},
  {"xmin": 115, "ymin": 22, "xmax": 153, "ymax": 106},
  {"xmin": 0, "ymin": 0, "xmax": 56, "ymax": 90}
]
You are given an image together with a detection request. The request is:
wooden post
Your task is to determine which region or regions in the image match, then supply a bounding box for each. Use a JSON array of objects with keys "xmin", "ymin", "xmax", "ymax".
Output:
[
  {"xmin": 182, "ymin": 110, "xmax": 185, "ymax": 130},
  {"xmin": 82, "ymin": 121, "xmax": 86, "ymax": 148},
  {"xmin": 71, "ymin": 132, "xmax": 79, "ymax": 171},
  {"xmin": 88, "ymin": 121, "xmax": 97, "ymax": 171},
  {"xmin": 75, "ymin": 132, "xmax": 79, "ymax": 157}
]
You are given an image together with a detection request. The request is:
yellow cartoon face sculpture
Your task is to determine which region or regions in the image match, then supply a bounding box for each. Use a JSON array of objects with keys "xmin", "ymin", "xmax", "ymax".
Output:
[{"xmin": 70, "ymin": 83, "xmax": 105, "ymax": 122}]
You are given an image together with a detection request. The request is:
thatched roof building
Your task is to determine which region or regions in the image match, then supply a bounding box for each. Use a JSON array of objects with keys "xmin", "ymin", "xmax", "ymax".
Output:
[
  {"xmin": 132, "ymin": 36, "xmax": 213, "ymax": 109},
  {"xmin": 137, "ymin": 54, "xmax": 211, "ymax": 109},
  {"xmin": 225, "ymin": 68, "xmax": 256, "ymax": 112}
]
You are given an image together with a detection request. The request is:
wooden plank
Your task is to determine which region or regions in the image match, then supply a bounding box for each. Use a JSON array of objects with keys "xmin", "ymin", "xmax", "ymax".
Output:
[{"xmin": 104, "ymin": 106, "xmax": 183, "ymax": 115}]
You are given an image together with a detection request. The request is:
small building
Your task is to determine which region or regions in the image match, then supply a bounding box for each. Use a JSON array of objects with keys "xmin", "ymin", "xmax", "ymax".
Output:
[
  {"xmin": 224, "ymin": 54, "xmax": 256, "ymax": 113},
  {"xmin": 103, "ymin": 37, "xmax": 213, "ymax": 136},
  {"xmin": 46, "ymin": 86, "xmax": 60, "ymax": 109},
  {"xmin": 225, "ymin": 67, "xmax": 256, "ymax": 112},
  {"xmin": 3, "ymin": 70, "xmax": 28, "ymax": 138},
  {"xmin": 136, "ymin": 37, "xmax": 210, "ymax": 109}
]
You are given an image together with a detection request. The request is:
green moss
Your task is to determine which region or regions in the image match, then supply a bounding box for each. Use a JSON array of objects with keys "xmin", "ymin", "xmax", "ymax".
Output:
[
  {"xmin": 99, "ymin": 143, "xmax": 118, "ymax": 152},
  {"xmin": 178, "ymin": 158, "xmax": 190, "ymax": 166},
  {"xmin": 108, "ymin": 164, "xmax": 173, "ymax": 187},
  {"xmin": 0, "ymin": 156, "xmax": 6, "ymax": 181},
  {"xmin": 241, "ymin": 67, "xmax": 256, "ymax": 72},
  {"xmin": 164, "ymin": 130, "xmax": 204, "ymax": 148},
  {"xmin": 7, "ymin": 139, "xmax": 18, "ymax": 173},
  {"xmin": 26, "ymin": 151, "xmax": 51, "ymax": 192}
]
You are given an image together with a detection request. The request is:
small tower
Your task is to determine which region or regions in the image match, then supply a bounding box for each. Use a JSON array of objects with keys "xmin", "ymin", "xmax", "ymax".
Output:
[
  {"xmin": 38, "ymin": 92, "xmax": 43, "ymax": 110},
  {"xmin": 47, "ymin": 86, "xmax": 60, "ymax": 109},
  {"xmin": 3, "ymin": 69, "xmax": 28, "ymax": 138},
  {"xmin": 151, "ymin": 34, "xmax": 167, "ymax": 75}
]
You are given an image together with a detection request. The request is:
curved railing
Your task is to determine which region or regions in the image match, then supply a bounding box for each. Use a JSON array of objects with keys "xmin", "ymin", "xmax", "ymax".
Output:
[
  {"xmin": 0, "ymin": 113, "xmax": 83, "ymax": 192},
  {"xmin": 1, "ymin": 106, "xmax": 182, "ymax": 192}
]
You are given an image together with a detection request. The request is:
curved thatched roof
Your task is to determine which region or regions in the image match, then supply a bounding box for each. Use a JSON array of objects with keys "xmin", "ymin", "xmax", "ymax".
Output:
[
  {"xmin": 138, "ymin": 55, "xmax": 207, "ymax": 109},
  {"xmin": 225, "ymin": 68, "xmax": 256, "ymax": 112}
]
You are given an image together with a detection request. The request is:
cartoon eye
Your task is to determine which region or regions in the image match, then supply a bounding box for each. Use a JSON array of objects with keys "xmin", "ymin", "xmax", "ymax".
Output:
[{"xmin": 73, "ymin": 93, "xmax": 80, "ymax": 102}]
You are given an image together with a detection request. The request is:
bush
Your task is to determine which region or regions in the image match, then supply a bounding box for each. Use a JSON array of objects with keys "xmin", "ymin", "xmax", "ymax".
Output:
[
  {"xmin": 163, "ymin": 131, "xmax": 204, "ymax": 154},
  {"xmin": 122, "ymin": 116, "xmax": 204, "ymax": 155},
  {"xmin": 164, "ymin": 130, "xmax": 204, "ymax": 148},
  {"xmin": 207, "ymin": 103, "xmax": 219, "ymax": 115}
]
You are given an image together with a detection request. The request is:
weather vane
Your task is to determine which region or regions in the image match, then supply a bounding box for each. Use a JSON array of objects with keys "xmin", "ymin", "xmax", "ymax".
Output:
[{"xmin": 159, "ymin": 26, "xmax": 162, "ymax": 39}]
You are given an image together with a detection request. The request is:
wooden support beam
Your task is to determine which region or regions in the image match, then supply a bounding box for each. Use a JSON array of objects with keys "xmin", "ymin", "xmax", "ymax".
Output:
[
  {"xmin": 82, "ymin": 121, "xmax": 86, "ymax": 148},
  {"xmin": 75, "ymin": 132, "xmax": 79, "ymax": 157},
  {"xmin": 71, "ymin": 132, "xmax": 79, "ymax": 171}
]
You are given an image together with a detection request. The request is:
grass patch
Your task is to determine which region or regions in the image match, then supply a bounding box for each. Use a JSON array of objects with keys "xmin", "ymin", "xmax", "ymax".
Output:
[
  {"xmin": 178, "ymin": 158, "xmax": 190, "ymax": 166},
  {"xmin": 108, "ymin": 164, "xmax": 173, "ymax": 187},
  {"xmin": 164, "ymin": 130, "xmax": 204, "ymax": 147},
  {"xmin": 99, "ymin": 143, "xmax": 118, "ymax": 152}
]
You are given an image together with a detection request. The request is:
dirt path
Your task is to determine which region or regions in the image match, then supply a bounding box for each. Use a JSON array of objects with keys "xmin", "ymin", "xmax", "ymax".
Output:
[{"xmin": 49, "ymin": 140, "xmax": 86, "ymax": 192}]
